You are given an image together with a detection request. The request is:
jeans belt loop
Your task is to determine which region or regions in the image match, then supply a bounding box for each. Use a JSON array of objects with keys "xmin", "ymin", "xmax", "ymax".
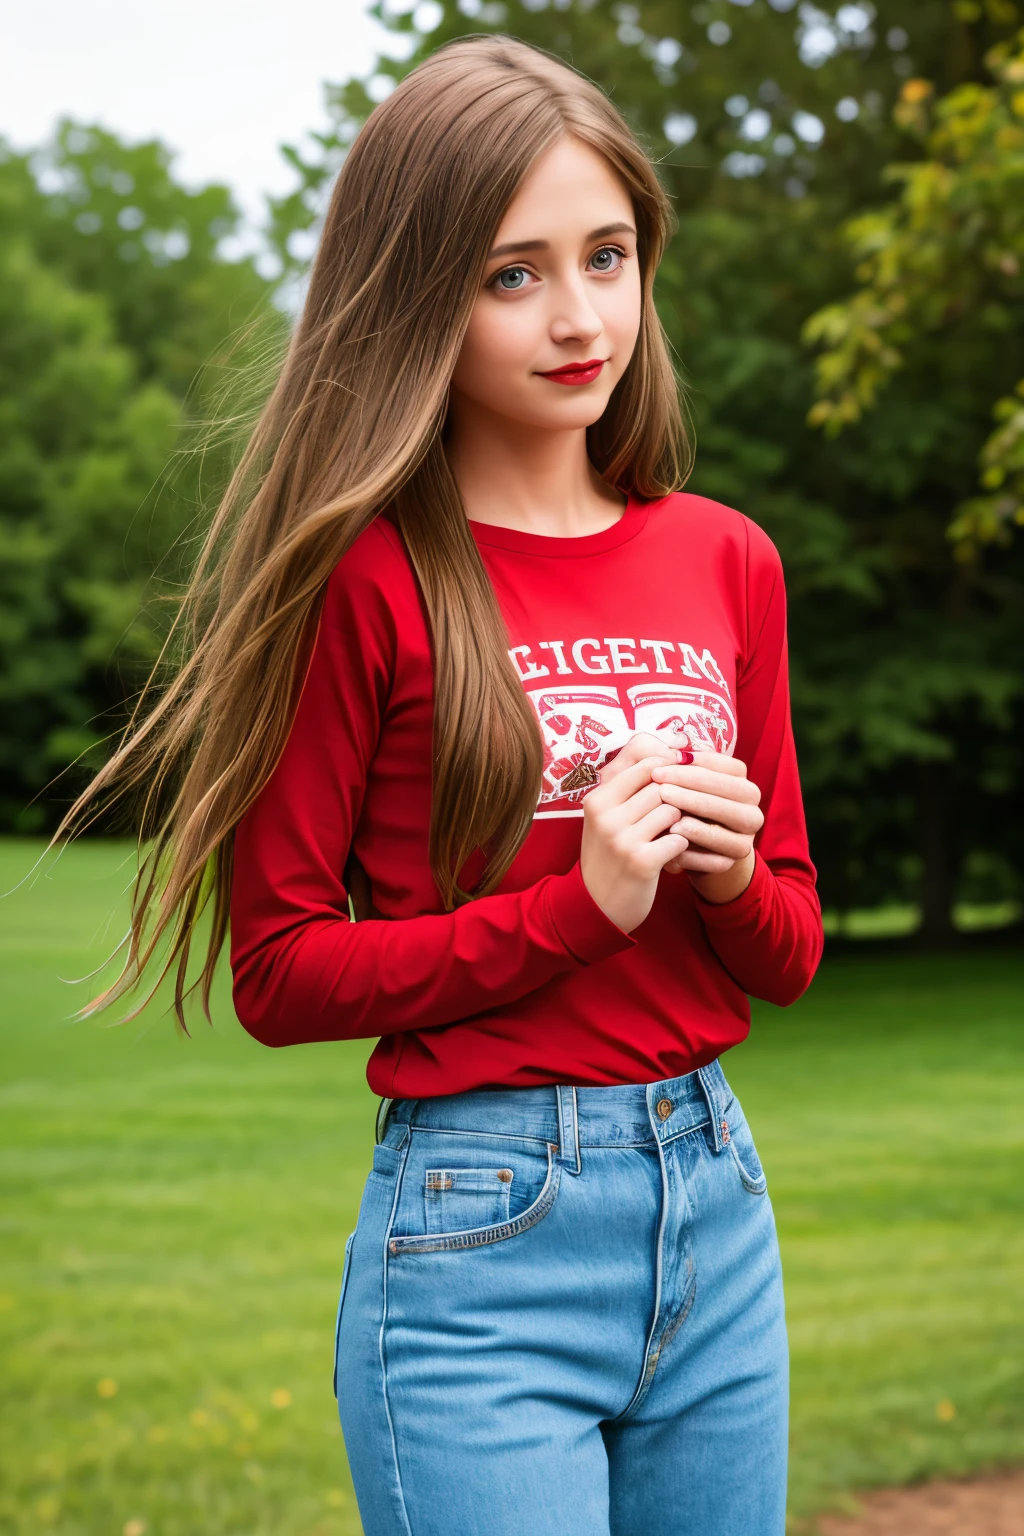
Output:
[
  {"xmin": 375, "ymin": 1097, "xmax": 395, "ymax": 1146},
  {"xmin": 555, "ymin": 1084, "xmax": 582, "ymax": 1176},
  {"xmin": 696, "ymin": 1063, "xmax": 725, "ymax": 1153}
]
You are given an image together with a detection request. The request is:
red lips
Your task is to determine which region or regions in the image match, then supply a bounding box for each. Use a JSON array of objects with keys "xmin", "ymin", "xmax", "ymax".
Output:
[{"xmin": 538, "ymin": 358, "xmax": 606, "ymax": 386}]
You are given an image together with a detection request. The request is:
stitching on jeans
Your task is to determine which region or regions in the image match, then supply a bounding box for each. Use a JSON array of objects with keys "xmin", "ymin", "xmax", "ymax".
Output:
[
  {"xmin": 656, "ymin": 1121, "xmax": 711, "ymax": 1148},
  {"xmin": 394, "ymin": 1126, "xmax": 551, "ymax": 1146},
  {"xmin": 729, "ymin": 1138, "xmax": 767, "ymax": 1195},
  {"xmin": 618, "ymin": 1268, "xmax": 697, "ymax": 1420},
  {"xmin": 378, "ymin": 1139, "xmax": 415, "ymax": 1536},
  {"xmin": 613, "ymin": 1096, "xmax": 671, "ymax": 1421},
  {"xmin": 332, "ymin": 1231, "xmax": 355, "ymax": 1400},
  {"xmin": 388, "ymin": 1143, "xmax": 561, "ymax": 1255}
]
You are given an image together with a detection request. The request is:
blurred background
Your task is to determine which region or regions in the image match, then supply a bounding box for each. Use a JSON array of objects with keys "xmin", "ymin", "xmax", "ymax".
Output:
[{"xmin": 1, "ymin": 2, "xmax": 1022, "ymax": 1533}]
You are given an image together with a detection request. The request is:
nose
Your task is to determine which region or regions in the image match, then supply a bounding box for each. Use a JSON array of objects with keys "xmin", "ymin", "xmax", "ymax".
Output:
[{"xmin": 549, "ymin": 273, "xmax": 603, "ymax": 349}]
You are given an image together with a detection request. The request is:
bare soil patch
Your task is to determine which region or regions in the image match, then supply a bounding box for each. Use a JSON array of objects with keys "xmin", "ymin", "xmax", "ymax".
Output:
[{"xmin": 818, "ymin": 1473, "xmax": 1024, "ymax": 1535}]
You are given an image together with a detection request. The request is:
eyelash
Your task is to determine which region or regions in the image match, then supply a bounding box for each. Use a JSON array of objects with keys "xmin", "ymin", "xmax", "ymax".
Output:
[{"xmin": 488, "ymin": 245, "xmax": 628, "ymax": 291}]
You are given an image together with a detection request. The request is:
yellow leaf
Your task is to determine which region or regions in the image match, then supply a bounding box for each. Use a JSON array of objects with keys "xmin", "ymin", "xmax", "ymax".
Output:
[{"xmin": 901, "ymin": 79, "xmax": 934, "ymax": 105}]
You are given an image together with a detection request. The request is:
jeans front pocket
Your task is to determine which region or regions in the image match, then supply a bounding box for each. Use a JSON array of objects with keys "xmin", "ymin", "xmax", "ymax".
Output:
[
  {"xmin": 331, "ymin": 1231, "xmax": 356, "ymax": 1399},
  {"xmin": 725, "ymin": 1102, "xmax": 768, "ymax": 1197},
  {"xmin": 425, "ymin": 1166, "xmax": 513, "ymax": 1235},
  {"xmin": 389, "ymin": 1132, "xmax": 559, "ymax": 1256}
]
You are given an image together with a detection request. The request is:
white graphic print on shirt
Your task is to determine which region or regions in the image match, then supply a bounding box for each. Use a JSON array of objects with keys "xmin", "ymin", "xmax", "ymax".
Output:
[{"xmin": 509, "ymin": 637, "xmax": 736, "ymax": 817}]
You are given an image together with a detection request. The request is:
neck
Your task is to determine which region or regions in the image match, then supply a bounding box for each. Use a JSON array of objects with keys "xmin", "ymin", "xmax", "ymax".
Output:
[{"xmin": 445, "ymin": 397, "xmax": 625, "ymax": 537}]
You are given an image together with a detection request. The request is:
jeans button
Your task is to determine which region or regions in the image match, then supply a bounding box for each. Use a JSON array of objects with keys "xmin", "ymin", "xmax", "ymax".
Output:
[{"xmin": 656, "ymin": 1097, "xmax": 673, "ymax": 1121}]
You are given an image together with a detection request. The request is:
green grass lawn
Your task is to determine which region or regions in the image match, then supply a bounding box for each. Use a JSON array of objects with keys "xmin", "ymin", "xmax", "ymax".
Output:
[{"xmin": 1, "ymin": 839, "xmax": 1022, "ymax": 1535}]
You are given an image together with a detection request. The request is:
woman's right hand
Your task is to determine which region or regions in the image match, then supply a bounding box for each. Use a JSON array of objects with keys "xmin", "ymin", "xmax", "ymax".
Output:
[{"xmin": 580, "ymin": 734, "xmax": 690, "ymax": 933}]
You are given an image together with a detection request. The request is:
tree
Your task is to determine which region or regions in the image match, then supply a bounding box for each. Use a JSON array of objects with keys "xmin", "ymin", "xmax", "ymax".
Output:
[
  {"xmin": 0, "ymin": 130, "xmax": 286, "ymax": 830},
  {"xmin": 805, "ymin": 27, "xmax": 1024, "ymax": 936}
]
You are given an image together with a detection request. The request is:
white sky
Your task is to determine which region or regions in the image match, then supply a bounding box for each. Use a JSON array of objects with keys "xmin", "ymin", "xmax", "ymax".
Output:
[{"xmin": 0, "ymin": 0, "xmax": 395, "ymax": 229}]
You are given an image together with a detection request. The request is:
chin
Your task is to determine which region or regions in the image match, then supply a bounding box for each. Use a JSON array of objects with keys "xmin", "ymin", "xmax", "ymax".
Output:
[{"xmin": 523, "ymin": 391, "xmax": 616, "ymax": 432}]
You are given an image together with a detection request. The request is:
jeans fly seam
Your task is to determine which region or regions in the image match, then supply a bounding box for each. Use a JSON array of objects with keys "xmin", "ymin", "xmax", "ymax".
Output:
[
  {"xmin": 378, "ymin": 1136, "xmax": 414, "ymax": 1536},
  {"xmin": 611, "ymin": 1096, "xmax": 670, "ymax": 1422}
]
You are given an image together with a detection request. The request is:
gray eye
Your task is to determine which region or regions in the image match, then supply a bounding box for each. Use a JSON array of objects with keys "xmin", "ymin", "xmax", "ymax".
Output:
[
  {"xmin": 590, "ymin": 247, "xmax": 622, "ymax": 272},
  {"xmin": 497, "ymin": 267, "xmax": 528, "ymax": 290}
]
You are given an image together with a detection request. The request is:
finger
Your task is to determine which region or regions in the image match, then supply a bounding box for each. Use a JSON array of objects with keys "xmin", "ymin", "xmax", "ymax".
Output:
[
  {"xmin": 632, "ymin": 801, "xmax": 689, "ymax": 843},
  {"xmin": 611, "ymin": 783, "xmax": 668, "ymax": 827},
  {"xmin": 655, "ymin": 784, "xmax": 764, "ymax": 834},
  {"xmin": 599, "ymin": 732, "xmax": 681, "ymax": 783},
  {"xmin": 685, "ymin": 752, "xmax": 749, "ymax": 778},
  {"xmin": 671, "ymin": 848, "xmax": 736, "ymax": 874},
  {"xmin": 589, "ymin": 756, "xmax": 675, "ymax": 809},
  {"xmin": 650, "ymin": 765, "xmax": 761, "ymax": 805},
  {"xmin": 670, "ymin": 818, "xmax": 754, "ymax": 861},
  {"xmin": 652, "ymin": 833, "xmax": 690, "ymax": 871},
  {"xmin": 633, "ymin": 832, "xmax": 690, "ymax": 874}
]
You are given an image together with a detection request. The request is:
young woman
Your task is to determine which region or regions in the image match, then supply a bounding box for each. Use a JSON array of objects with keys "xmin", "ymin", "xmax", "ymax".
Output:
[{"xmin": 70, "ymin": 34, "xmax": 823, "ymax": 1536}]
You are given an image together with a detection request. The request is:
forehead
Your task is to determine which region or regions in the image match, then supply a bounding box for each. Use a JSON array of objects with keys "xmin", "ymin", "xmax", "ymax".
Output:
[{"xmin": 492, "ymin": 135, "xmax": 633, "ymax": 242}]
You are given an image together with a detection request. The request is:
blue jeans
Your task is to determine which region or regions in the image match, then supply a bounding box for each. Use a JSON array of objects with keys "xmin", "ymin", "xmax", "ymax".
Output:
[{"xmin": 334, "ymin": 1059, "xmax": 788, "ymax": 1535}]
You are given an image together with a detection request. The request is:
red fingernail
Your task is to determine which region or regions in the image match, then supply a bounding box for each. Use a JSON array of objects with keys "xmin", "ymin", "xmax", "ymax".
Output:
[{"xmin": 679, "ymin": 751, "xmax": 693, "ymax": 765}]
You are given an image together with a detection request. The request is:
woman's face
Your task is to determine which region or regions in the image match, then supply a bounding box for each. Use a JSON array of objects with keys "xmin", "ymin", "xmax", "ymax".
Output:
[{"xmin": 449, "ymin": 135, "xmax": 642, "ymax": 434}]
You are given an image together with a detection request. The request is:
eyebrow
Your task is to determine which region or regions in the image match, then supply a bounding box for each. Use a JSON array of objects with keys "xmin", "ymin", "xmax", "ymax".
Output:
[{"xmin": 487, "ymin": 222, "xmax": 636, "ymax": 261}]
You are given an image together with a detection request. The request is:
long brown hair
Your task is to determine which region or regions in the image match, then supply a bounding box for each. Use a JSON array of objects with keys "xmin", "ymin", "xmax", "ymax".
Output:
[{"xmin": 61, "ymin": 34, "xmax": 690, "ymax": 1024}]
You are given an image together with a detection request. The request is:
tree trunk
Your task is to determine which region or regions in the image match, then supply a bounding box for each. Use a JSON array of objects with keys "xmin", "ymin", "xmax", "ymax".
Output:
[{"xmin": 916, "ymin": 760, "xmax": 958, "ymax": 946}]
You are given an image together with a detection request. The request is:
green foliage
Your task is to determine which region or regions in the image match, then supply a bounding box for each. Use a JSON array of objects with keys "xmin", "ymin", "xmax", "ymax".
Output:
[
  {"xmin": 0, "ymin": 129, "xmax": 286, "ymax": 832},
  {"xmin": 3, "ymin": 840, "xmax": 1023, "ymax": 1531},
  {"xmin": 806, "ymin": 32, "xmax": 1024, "ymax": 554}
]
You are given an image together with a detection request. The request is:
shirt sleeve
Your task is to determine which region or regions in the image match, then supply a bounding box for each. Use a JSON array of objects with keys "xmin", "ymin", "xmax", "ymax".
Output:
[
  {"xmin": 691, "ymin": 518, "xmax": 824, "ymax": 1006},
  {"xmin": 229, "ymin": 530, "xmax": 633, "ymax": 1048}
]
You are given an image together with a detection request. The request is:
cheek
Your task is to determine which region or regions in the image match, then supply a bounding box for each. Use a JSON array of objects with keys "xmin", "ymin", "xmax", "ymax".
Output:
[
  {"xmin": 452, "ymin": 303, "xmax": 536, "ymax": 395},
  {"xmin": 603, "ymin": 268, "xmax": 642, "ymax": 356}
]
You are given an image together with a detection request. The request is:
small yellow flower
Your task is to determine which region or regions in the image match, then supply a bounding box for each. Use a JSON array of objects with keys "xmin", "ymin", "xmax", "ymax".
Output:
[
  {"xmin": 1012, "ymin": 91, "xmax": 1024, "ymax": 119},
  {"xmin": 270, "ymin": 1386, "xmax": 292, "ymax": 1409},
  {"xmin": 326, "ymin": 1489, "xmax": 346, "ymax": 1508},
  {"xmin": 189, "ymin": 1408, "xmax": 210, "ymax": 1427},
  {"xmin": 936, "ymin": 1397, "xmax": 956, "ymax": 1421},
  {"xmin": 901, "ymin": 79, "xmax": 933, "ymax": 105},
  {"xmin": 123, "ymin": 1521, "xmax": 147, "ymax": 1536},
  {"xmin": 97, "ymin": 1377, "xmax": 118, "ymax": 1399}
]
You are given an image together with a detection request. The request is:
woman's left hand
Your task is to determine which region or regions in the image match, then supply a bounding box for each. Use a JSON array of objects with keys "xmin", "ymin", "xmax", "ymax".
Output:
[{"xmin": 650, "ymin": 751, "xmax": 764, "ymax": 903}]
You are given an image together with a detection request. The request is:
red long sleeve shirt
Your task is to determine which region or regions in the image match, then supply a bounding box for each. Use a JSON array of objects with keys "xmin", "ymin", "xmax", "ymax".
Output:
[{"xmin": 230, "ymin": 491, "xmax": 823, "ymax": 1097}]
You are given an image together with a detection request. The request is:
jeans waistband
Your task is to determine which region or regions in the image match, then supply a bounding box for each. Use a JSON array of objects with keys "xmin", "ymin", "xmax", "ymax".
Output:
[{"xmin": 379, "ymin": 1060, "xmax": 733, "ymax": 1175}]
